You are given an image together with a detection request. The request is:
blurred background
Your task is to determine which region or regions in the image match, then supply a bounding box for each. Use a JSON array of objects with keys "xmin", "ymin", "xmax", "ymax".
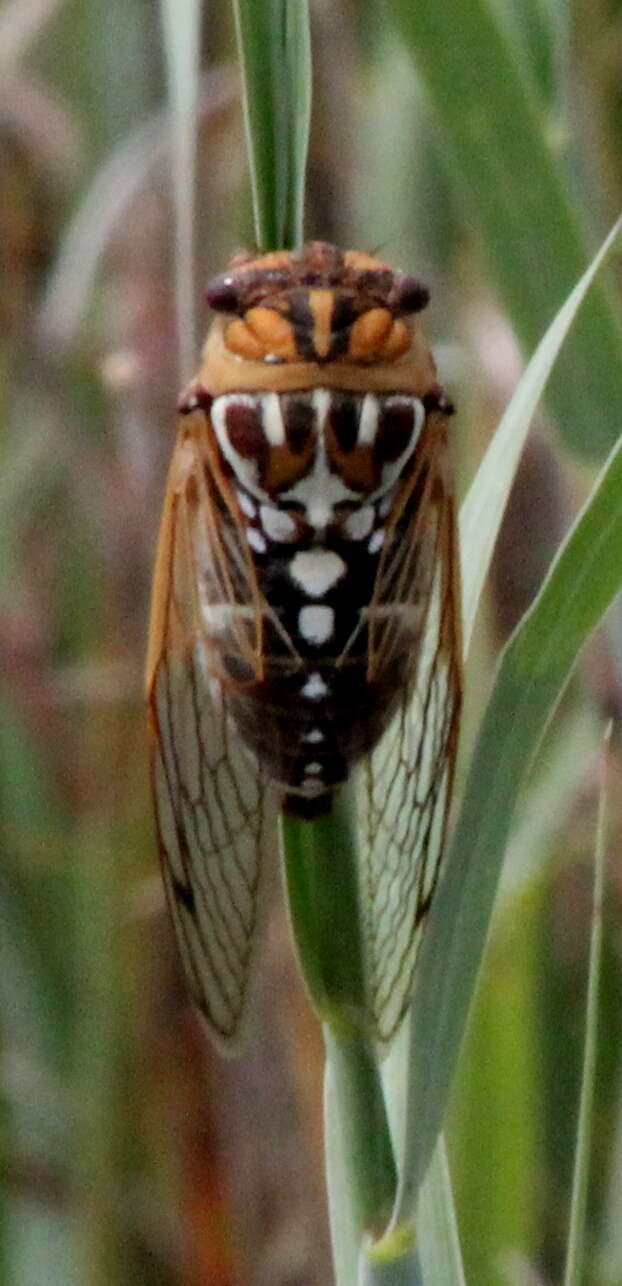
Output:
[{"xmin": 1, "ymin": 1, "xmax": 622, "ymax": 1283}]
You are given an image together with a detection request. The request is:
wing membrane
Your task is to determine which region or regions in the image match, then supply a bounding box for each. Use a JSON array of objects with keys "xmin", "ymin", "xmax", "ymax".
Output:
[
  {"xmin": 356, "ymin": 416, "xmax": 461, "ymax": 1043},
  {"xmin": 147, "ymin": 410, "xmax": 278, "ymax": 1052}
]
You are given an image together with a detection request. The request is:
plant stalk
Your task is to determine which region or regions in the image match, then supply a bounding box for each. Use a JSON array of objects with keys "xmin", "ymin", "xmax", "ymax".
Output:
[{"xmin": 281, "ymin": 792, "xmax": 397, "ymax": 1235}]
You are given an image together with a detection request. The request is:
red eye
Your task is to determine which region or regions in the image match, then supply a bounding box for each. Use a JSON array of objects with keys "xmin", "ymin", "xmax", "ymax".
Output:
[
  {"xmin": 204, "ymin": 273, "xmax": 241, "ymax": 312},
  {"xmin": 389, "ymin": 274, "xmax": 430, "ymax": 314}
]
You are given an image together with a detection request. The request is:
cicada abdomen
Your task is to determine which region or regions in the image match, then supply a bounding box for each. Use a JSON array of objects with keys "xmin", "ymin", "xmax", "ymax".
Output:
[{"xmin": 147, "ymin": 242, "xmax": 461, "ymax": 1048}]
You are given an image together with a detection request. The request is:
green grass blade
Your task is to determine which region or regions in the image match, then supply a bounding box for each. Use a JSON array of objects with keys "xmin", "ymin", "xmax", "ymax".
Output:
[
  {"xmin": 395, "ymin": 429, "xmax": 622, "ymax": 1221},
  {"xmin": 37, "ymin": 69, "xmax": 236, "ymax": 355},
  {"xmin": 282, "ymin": 796, "xmax": 397, "ymax": 1241},
  {"xmin": 281, "ymin": 794, "xmax": 368, "ymax": 1029},
  {"xmin": 325, "ymin": 1027, "xmax": 397, "ymax": 1241},
  {"xmin": 417, "ymin": 1138, "xmax": 466, "ymax": 1286},
  {"xmin": 460, "ymin": 217, "xmax": 622, "ymax": 654},
  {"xmin": 563, "ymin": 728, "xmax": 609, "ymax": 1286},
  {"xmin": 324, "ymin": 1055, "xmax": 360, "ymax": 1286},
  {"xmin": 359, "ymin": 1226, "xmax": 422, "ymax": 1285},
  {"xmin": 384, "ymin": 0, "xmax": 622, "ymax": 457},
  {"xmin": 159, "ymin": 0, "xmax": 202, "ymax": 378},
  {"xmin": 231, "ymin": 0, "xmax": 311, "ymax": 249}
]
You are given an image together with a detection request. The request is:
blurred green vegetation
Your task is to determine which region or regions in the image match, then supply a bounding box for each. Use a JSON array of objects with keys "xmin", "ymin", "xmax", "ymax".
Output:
[{"xmin": 1, "ymin": 1, "xmax": 622, "ymax": 1284}]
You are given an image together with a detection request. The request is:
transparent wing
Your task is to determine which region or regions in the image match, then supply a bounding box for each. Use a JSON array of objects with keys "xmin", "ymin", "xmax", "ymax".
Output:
[
  {"xmin": 147, "ymin": 410, "xmax": 278, "ymax": 1053},
  {"xmin": 356, "ymin": 417, "xmax": 462, "ymax": 1043}
]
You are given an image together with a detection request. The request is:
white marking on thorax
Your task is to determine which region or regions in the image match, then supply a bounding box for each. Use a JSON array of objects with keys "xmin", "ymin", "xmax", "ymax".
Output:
[
  {"xmin": 262, "ymin": 392, "xmax": 286, "ymax": 444},
  {"xmin": 368, "ymin": 528, "xmax": 385, "ymax": 554},
  {"xmin": 211, "ymin": 394, "xmax": 262, "ymax": 495},
  {"xmin": 358, "ymin": 393, "xmax": 379, "ymax": 444},
  {"xmin": 283, "ymin": 390, "xmax": 358, "ymax": 530},
  {"xmin": 247, "ymin": 527, "xmax": 267, "ymax": 554},
  {"xmin": 344, "ymin": 505, "xmax": 374, "ymax": 541},
  {"xmin": 259, "ymin": 503, "xmax": 297, "ymax": 542},
  {"xmin": 304, "ymin": 761, "xmax": 322, "ymax": 775},
  {"xmin": 236, "ymin": 488, "xmax": 256, "ymax": 518},
  {"xmin": 301, "ymin": 671, "xmax": 329, "ymax": 698},
  {"xmin": 376, "ymin": 396, "xmax": 426, "ymax": 495},
  {"xmin": 290, "ymin": 549, "xmax": 346, "ymax": 597}
]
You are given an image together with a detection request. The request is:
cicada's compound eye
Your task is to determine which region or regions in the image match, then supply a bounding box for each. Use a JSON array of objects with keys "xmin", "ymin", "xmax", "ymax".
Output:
[
  {"xmin": 204, "ymin": 273, "xmax": 242, "ymax": 314},
  {"xmin": 388, "ymin": 274, "xmax": 430, "ymax": 316}
]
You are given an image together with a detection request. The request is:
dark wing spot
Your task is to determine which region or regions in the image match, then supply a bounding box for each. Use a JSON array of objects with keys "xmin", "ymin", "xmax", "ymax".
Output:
[{"xmin": 173, "ymin": 876, "xmax": 196, "ymax": 913}]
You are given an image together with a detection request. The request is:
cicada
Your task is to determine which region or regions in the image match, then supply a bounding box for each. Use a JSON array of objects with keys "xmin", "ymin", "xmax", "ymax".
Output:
[{"xmin": 146, "ymin": 242, "xmax": 461, "ymax": 1051}]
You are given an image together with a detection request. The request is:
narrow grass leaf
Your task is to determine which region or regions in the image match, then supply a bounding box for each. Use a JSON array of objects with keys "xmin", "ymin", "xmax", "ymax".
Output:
[
  {"xmin": 284, "ymin": 797, "xmax": 396, "ymax": 1261},
  {"xmin": 385, "ymin": 221, "xmax": 620, "ymax": 1223},
  {"xmin": 563, "ymin": 727, "xmax": 609, "ymax": 1286},
  {"xmin": 159, "ymin": 0, "xmax": 202, "ymax": 378},
  {"xmin": 37, "ymin": 69, "xmax": 236, "ymax": 354},
  {"xmin": 417, "ymin": 1138, "xmax": 466, "ymax": 1286},
  {"xmin": 384, "ymin": 0, "xmax": 622, "ymax": 456},
  {"xmin": 324, "ymin": 1054, "xmax": 361, "ymax": 1286},
  {"xmin": 232, "ymin": 0, "xmax": 311, "ymax": 249},
  {"xmin": 359, "ymin": 1228, "xmax": 423, "ymax": 1285},
  {"xmin": 395, "ymin": 429, "xmax": 622, "ymax": 1220},
  {"xmin": 460, "ymin": 216, "xmax": 622, "ymax": 654}
]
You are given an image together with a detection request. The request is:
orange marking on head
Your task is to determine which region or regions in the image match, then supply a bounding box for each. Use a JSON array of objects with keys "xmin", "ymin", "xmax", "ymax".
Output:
[
  {"xmin": 348, "ymin": 308, "xmax": 393, "ymax": 360},
  {"xmin": 344, "ymin": 249, "xmax": 390, "ymax": 272},
  {"xmin": 230, "ymin": 249, "xmax": 294, "ymax": 274},
  {"xmin": 224, "ymin": 319, "xmax": 266, "ymax": 359},
  {"xmin": 308, "ymin": 289, "xmax": 334, "ymax": 359},
  {"xmin": 378, "ymin": 320, "xmax": 411, "ymax": 361},
  {"xmin": 245, "ymin": 306, "xmax": 298, "ymax": 359},
  {"xmin": 202, "ymin": 317, "xmax": 438, "ymax": 396}
]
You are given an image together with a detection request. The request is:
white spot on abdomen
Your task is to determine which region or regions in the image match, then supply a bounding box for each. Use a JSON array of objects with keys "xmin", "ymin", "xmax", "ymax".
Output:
[
  {"xmin": 290, "ymin": 549, "xmax": 346, "ymax": 597},
  {"xmin": 368, "ymin": 528, "xmax": 385, "ymax": 554},
  {"xmin": 301, "ymin": 672, "xmax": 329, "ymax": 699},
  {"xmin": 303, "ymin": 727, "xmax": 324, "ymax": 742},
  {"xmin": 298, "ymin": 605, "xmax": 334, "ymax": 645}
]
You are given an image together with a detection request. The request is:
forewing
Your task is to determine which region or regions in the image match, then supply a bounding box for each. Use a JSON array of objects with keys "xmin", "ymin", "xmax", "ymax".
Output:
[
  {"xmin": 147, "ymin": 411, "xmax": 278, "ymax": 1053},
  {"xmin": 356, "ymin": 417, "xmax": 462, "ymax": 1043}
]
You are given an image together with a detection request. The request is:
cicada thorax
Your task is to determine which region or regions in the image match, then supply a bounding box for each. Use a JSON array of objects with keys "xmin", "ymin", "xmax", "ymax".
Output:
[{"xmin": 178, "ymin": 243, "xmax": 455, "ymax": 818}]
